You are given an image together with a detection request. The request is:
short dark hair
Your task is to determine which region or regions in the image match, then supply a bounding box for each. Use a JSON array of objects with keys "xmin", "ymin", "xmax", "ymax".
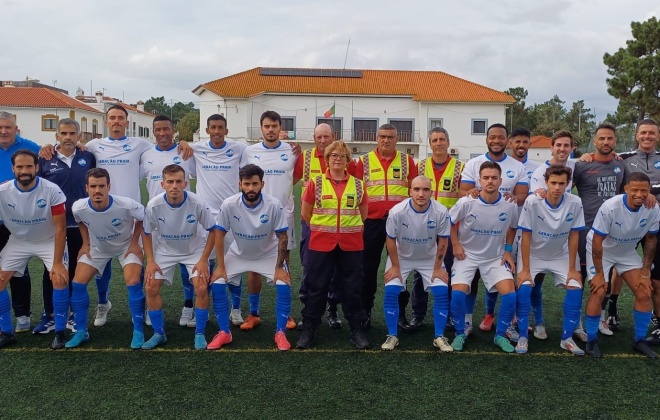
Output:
[
  {"xmin": 595, "ymin": 123, "xmax": 617, "ymax": 136},
  {"xmin": 636, "ymin": 118, "xmax": 659, "ymax": 132},
  {"xmin": 239, "ymin": 164, "xmax": 264, "ymax": 182},
  {"xmin": 378, "ymin": 123, "xmax": 397, "ymax": 132},
  {"xmin": 544, "ymin": 165, "xmax": 572, "ymax": 183},
  {"xmin": 510, "ymin": 127, "xmax": 531, "ymax": 138},
  {"xmin": 479, "ymin": 160, "xmax": 501, "ymax": 175},
  {"xmin": 260, "ymin": 111, "xmax": 281, "ymax": 126},
  {"xmin": 551, "ymin": 130, "xmax": 574, "ymax": 147},
  {"xmin": 207, "ymin": 113, "xmax": 227, "ymax": 127},
  {"xmin": 487, "ymin": 123, "xmax": 509, "ymax": 137},
  {"xmin": 11, "ymin": 149, "xmax": 38, "ymax": 165},
  {"xmin": 153, "ymin": 115, "xmax": 173, "ymax": 127},
  {"xmin": 162, "ymin": 164, "xmax": 185, "ymax": 179},
  {"xmin": 86, "ymin": 168, "xmax": 110, "ymax": 185},
  {"xmin": 106, "ymin": 104, "xmax": 128, "ymax": 117},
  {"xmin": 628, "ymin": 171, "xmax": 650, "ymax": 185}
]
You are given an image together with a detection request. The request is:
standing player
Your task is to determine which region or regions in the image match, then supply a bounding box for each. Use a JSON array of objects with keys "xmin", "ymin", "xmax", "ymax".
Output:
[
  {"xmin": 65, "ymin": 169, "xmax": 145, "ymax": 349},
  {"xmin": 516, "ymin": 165, "xmax": 586, "ymax": 354},
  {"xmin": 0, "ymin": 150, "xmax": 68, "ymax": 349},
  {"xmin": 584, "ymin": 172, "xmax": 659, "ymax": 358},
  {"xmin": 209, "ymin": 164, "xmax": 292, "ymax": 351},
  {"xmin": 141, "ymin": 115, "xmax": 197, "ymax": 328},
  {"xmin": 449, "ymin": 161, "xmax": 519, "ymax": 353},
  {"xmin": 142, "ymin": 165, "xmax": 216, "ymax": 350},
  {"xmin": 380, "ymin": 176, "xmax": 451, "ymax": 351}
]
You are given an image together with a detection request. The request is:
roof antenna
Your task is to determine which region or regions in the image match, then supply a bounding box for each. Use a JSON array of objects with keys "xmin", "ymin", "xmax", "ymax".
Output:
[{"xmin": 343, "ymin": 39, "xmax": 351, "ymax": 69}]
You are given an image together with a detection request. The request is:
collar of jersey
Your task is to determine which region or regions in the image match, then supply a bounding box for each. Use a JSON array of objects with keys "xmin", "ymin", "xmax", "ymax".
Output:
[
  {"xmin": 164, "ymin": 191, "xmax": 188, "ymax": 208},
  {"xmin": 13, "ymin": 177, "xmax": 40, "ymax": 193},
  {"xmin": 484, "ymin": 152, "xmax": 507, "ymax": 163},
  {"xmin": 477, "ymin": 192, "xmax": 502, "ymax": 205},
  {"xmin": 261, "ymin": 140, "xmax": 282, "ymax": 150},
  {"xmin": 407, "ymin": 198, "xmax": 431, "ymax": 214},
  {"xmin": 544, "ymin": 194, "xmax": 564, "ymax": 209},
  {"xmin": 241, "ymin": 195, "xmax": 263, "ymax": 209},
  {"xmin": 108, "ymin": 136, "xmax": 128, "ymax": 141},
  {"xmin": 88, "ymin": 195, "xmax": 114, "ymax": 212},
  {"xmin": 208, "ymin": 140, "xmax": 227, "ymax": 150},
  {"xmin": 155, "ymin": 143, "xmax": 177, "ymax": 152},
  {"xmin": 622, "ymin": 194, "xmax": 640, "ymax": 212}
]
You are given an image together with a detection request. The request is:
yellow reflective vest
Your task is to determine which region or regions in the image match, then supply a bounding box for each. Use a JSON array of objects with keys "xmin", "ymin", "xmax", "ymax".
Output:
[
  {"xmin": 418, "ymin": 157, "xmax": 464, "ymax": 209},
  {"xmin": 361, "ymin": 151, "xmax": 409, "ymax": 203}
]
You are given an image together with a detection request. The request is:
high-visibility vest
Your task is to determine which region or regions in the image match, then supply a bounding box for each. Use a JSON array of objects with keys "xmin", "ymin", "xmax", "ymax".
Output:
[
  {"xmin": 418, "ymin": 157, "xmax": 464, "ymax": 209},
  {"xmin": 301, "ymin": 148, "xmax": 324, "ymax": 196},
  {"xmin": 310, "ymin": 174, "xmax": 364, "ymax": 235},
  {"xmin": 361, "ymin": 151, "xmax": 409, "ymax": 203}
]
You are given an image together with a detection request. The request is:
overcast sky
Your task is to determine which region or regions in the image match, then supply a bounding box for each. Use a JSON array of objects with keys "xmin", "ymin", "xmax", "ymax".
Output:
[{"xmin": 2, "ymin": 0, "xmax": 657, "ymax": 121}]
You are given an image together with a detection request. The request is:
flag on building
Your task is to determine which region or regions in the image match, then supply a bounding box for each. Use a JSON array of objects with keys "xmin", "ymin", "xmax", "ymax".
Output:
[{"xmin": 323, "ymin": 104, "xmax": 335, "ymax": 118}]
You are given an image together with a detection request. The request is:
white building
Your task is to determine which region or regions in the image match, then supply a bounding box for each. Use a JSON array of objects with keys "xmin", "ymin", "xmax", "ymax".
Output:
[
  {"xmin": 193, "ymin": 68, "xmax": 514, "ymax": 160},
  {"xmin": 75, "ymin": 91, "xmax": 155, "ymax": 141},
  {"xmin": 527, "ymin": 135, "xmax": 553, "ymax": 162}
]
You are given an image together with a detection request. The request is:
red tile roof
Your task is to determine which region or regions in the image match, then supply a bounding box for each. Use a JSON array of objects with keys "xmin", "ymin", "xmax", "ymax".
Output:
[
  {"xmin": 75, "ymin": 95, "xmax": 155, "ymax": 116},
  {"xmin": 530, "ymin": 135, "xmax": 552, "ymax": 148},
  {"xmin": 0, "ymin": 87, "xmax": 102, "ymax": 113},
  {"xmin": 195, "ymin": 68, "xmax": 514, "ymax": 103}
]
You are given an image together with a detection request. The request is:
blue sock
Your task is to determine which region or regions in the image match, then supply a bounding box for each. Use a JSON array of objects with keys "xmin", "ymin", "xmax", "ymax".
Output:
[
  {"xmin": 195, "ymin": 308, "xmax": 209, "ymax": 335},
  {"xmin": 248, "ymin": 293, "xmax": 260, "ymax": 317},
  {"xmin": 464, "ymin": 292, "xmax": 476, "ymax": 320},
  {"xmin": 228, "ymin": 280, "xmax": 242, "ymax": 310},
  {"xmin": 585, "ymin": 314, "xmax": 600, "ymax": 342},
  {"xmin": 450, "ymin": 290, "xmax": 466, "ymax": 335},
  {"xmin": 275, "ymin": 284, "xmax": 291, "ymax": 333},
  {"xmin": 531, "ymin": 281, "xmax": 544, "ymax": 325},
  {"xmin": 562, "ymin": 289, "xmax": 582, "ymax": 340},
  {"xmin": 633, "ymin": 309, "xmax": 652, "ymax": 343},
  {"xmin": 148, "ymin": 309, "xmax": 165, "ymax": 335},
  {"xmin": 383, "ymin": 285, "xmax": 403, "ymax": 336},
  {"xmin": 0, "ymin": 289, "xmax": 14, "ymax": 334},
  {"xmin": 485, "ymin": 291, "xmax": 498, "ymax": 316},
  {"xmin": 71, "ymin": 282, "xmax": 89, "ymax": 333},
  {"xmin": 127, "ymin": 284, "xmax": 145, "ymax": 333},
  {"xmin": 515, "ymin": 286, "xmax": 531, "ymax": 339},
  {"xmin": 95, "ymin": 263, "xmax": 111, "ymax": 304},
  {"xmin": 496, "ymin": 292, "xmax": 516, "ymax": 337},
  {"xmin": 52, "ymin": 288, "xmax": 69, "ymax": 333},
  {"xmin": 180, "ymin": 264, "xmax": 194, "ymax": 302},
  {"xmin": 430, "ymin": 285, "xmax": 449, "ymax": 338},
  {"xmin": 211, "ymin": 283, "xmax": 230, "ymax": 333}
]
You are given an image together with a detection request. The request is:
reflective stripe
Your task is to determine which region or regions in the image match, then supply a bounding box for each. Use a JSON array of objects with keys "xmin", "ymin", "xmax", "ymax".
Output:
[
  {"xmin": 302, "ymin": 148, "xmax": 323, "ymax": 196},
  {"xmin": 362, "ymin": 151, "xmax": 409, "ymax": 203},
  {"xmin": 419, "ymin": 157, "xmax": 463, "ymax": 208},
  {"xmin": 310, "ymin": 174, "xmax": 364, "ymax": 234}
]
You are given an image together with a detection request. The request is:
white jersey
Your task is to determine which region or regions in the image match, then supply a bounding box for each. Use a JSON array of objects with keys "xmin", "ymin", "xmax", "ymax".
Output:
[
  {"xmin": 140, "ymin": 144, "xmax": 196, "ymax": 200},
  {"xmin": 0, "ymin": 178, "xmax": 65, "ymax": 241},
  {"xmin": 216, "ymin": 192, "xmax": 288, "ymax": 260},
  {"xmin": 517, "ymin": 193, "xmax": 586, "ymax": 260},
  {"xmin": 241, "ymin": 141, "xmax": 296, "ymax": 217},
  {"xmin": 461, "ymin": 153, "xmax": 528, "ymax": 194},
  {"xmin": 143, "ymin": 191, "xmax": 215, "ymax": 257},
  {"xmin": 588, "ymin": 194, "xmax": 660, "ymax": 253},
  {"xmin": 386, "ymin": 199, "xmax": 450, "ymax": 260},
  {"xmin": 529, "ymin": 160, "xmax": 577, "ymax": 194},
  {"xmin": 192, "ymin": 140, "xmax": 247, "ymax": 214},
  {"xmin": 449, "ymin": 194, "xmax": 518, "ymax": 260},
  {"xmin": 86, "ymin": 136, "xmax": 153, "ymax": 202},
  {"xmin": 522, "ymin": 157, "xmax": 542, "ymax": 184},
  {"xmin": 72, "ymin": 195, "xmax": 145, "ymax": 254}
]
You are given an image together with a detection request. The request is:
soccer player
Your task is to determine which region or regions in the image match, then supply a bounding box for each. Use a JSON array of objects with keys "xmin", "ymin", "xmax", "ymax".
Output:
[
  {"xmin": 35, "ymin": 118, "xmax": 96, "ymax": 335},
  {"xmin": 240, "ymin": 111, "xmax": 298, "ymax": 331},
  {"xmin": 459, "ymin": 124, "xmax": 527, "ymax": 338},
  {"xmin": 65, "ymin": 168, "xmax": 145, "ymax": 349},
  {"xmin": 140, "ymin": 115, "xmax": 197, "ymax": 328},
  {"xmin": 584, "ymin": 172, "xmax": 659, "ymax": 358},
  {"xmin": 517, "ymin": 165, "xmax": 586, "ymax": 354},
  {"xmin": 0, "ymin": 111, "xmax": 39, "ymax": 333},
  {"xmin": 380, "ymin": 176, "xmax": 451, "ymax": 351},
  {"xmin": 509, "ymin": 127, "xmax": 542, "ymax": 185},
  {"xmin": 0, "ymin": 150, "xmax": 68, "ymax": 349},
  {"xmin": 209, "ymin": 164, "xmax": 292, "ymax": 351},
  {"xmin": 449, "ymin": 161, "xmax": 518, "ymax": 353},
  {"xmin": 142, "ymin": 165, "xmax": 216, "ymax": 350}
]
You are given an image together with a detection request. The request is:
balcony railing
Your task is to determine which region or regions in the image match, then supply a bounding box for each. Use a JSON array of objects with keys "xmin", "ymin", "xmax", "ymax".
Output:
[{"xmin": 247, "ymin": 128, "xmax": 421, "ymax": 143}]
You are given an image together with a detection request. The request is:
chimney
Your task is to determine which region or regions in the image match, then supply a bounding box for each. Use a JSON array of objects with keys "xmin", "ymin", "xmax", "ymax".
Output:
[
  {"xmin": 137, "ymin": 100, "xmax": 145, "ymax": 112},
  {"xmin": 95, "ymin": 91, "xmax": 103, "ymax": 103}
]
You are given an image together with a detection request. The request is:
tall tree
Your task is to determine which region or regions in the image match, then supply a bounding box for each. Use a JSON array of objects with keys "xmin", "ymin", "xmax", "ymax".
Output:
[
  {"xmin": 531, "ymin": 95, "xmax": 567, "ymax": 137},
  {"xmin": 176, "ymin": 110, "xmax": 200, "ymax": 142},
  {"xmin": 562, "ymin": 100, "xmax": 596, "ymax": 148},
  {"xmin": 144, "ymin": 96, "xmax": 170, "ymax": 116},
  {"xmin": 171, "ymin": 101, "xmax": 196, "ymax": 123},
  {"xmin": 604, "ymin": 17, "xmax": 660, "ymax": 123},
  {"xmin": 504, "ymin": 87, "xmax": 536, "ymax": 131}
]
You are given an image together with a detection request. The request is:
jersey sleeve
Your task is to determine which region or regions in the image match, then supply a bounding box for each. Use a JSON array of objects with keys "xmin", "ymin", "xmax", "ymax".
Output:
[
  {"xmin": 648, "ymin": 205, "xmax": 660, "ymax": 234},
  {"xmin": 385, "ymin": 212, "xmax": 397, "ymax": 239},
  {"xmin": 516, "ymin": 166, "xmax": 528, "ymax": 185},
  {"xmin": 273, "ymin": 203, "xmax": 288, "ymax": 233},
  {"xmin": 142, "ymin": 205, "xmax": 157, "ymax": 235},
  {"xmin": 517, "ymin": 199, "xmax": 533, "ymax": 231},
  {"xmin": 571, "ymin": 201, "xmax": 586, "ymax": 231},
  {"xmin": 50, "ymin": 184, "xmax": 66, "ymax": 206},
  {"xmin": 239, "ymin": 148, "xmax": 249, "ymax": 168},
  {"xmin": 137, "ymin": 138, "xmax": 153, "ymax": 155},
  {"xmin": 460, "ymin": 161, "xmax": 476, "ymax": 185},
  {"xmin": 590, "ymin": 205, "xmax": 611, "ymax": 237},
  {"xmin": 449, "ymin": 199, "xmax": 466, "ymax": 224},
  {"xmin": 198, "ymin": 203, "xmax": 215, "ymax": 231},
  {"xmin": 72, "ymin": 200, "xmax": 84, "ymax": 223},
  {"xmin": 508, "ymin": 204, "xmax": 518, "ymax": 229},
  {"xmin": 216, "ymin": 205, "xmax": 230, "ymax": 232},
  {"xmin": 529, "ymin": 166, "xmax": 545, "ymax": 193},
  {"xmin": 187, "ymin": 155, "xmax": 197, "ymax": 178},
  {"xmin": 129, "ymin": 199, "xmax": 145, "ymax": 222},
  {"xmin": 437, "ymin": 210, "xmax": 450, "ymax": 238},
  {"xmin": 85, "ymin": 139, "xmax": 99, "ymax": 155}
]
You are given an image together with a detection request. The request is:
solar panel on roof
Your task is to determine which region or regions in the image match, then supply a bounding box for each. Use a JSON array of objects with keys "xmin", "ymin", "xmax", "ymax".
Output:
[{"xmin": 259, "ymin": 68, "xmax": 362, "ymax": 78}]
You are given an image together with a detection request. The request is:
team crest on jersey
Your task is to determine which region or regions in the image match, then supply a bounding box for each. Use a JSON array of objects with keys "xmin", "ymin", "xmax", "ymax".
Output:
[
  {"xmin": 613, "ymin": 167, "xmax": 621, "ymax": 174},
  {"xmin": 122, "ymin": 144, "xmax": 132, "ymax": 152},
  {"xmin": 280, "ymin": 154, "xmax": 289, "ymax": 162},
  {"xmin": 427, "ymin": 220, "xmax": 436, "ymax": 229},
  {"xmin": 393, "ymin": 167, "xmax": 401, "ymax": 179},
  {"xmin": 173, "ymin": 156, "xmax": 182, "ymax": 165},
  {"xmin": 640, "ymin": 218, "xmax": 648, "ymax": 228},
  {"xmin": 260, "ymin": 214, "xmax": 270, "ymax": 224},
  {"xmin": 527, "ymin": 171, "xmax": 533, "ymax": 179},
  {"xmin": 443, "ymin": 179, "xmax": 451, "ymax": 191},
  {"xmin": 655, "ymin": 161, "xmax": 660, "ymax": 169},
  {"xmin": 565, "ymin": 212, "xmax": 575, "ymax": 222},
  {"xmin": 498, "ymin": 212, "xmax": 507, "ymax": 221},
  {"xmin": 589, "ymin": 266, "xmax": 596, "ymax": 275},
  {"xmin": 346, "ymin": 195, "xmax": 355, "ymax": 208},
  {"xmin": 111, "ymin": 218, "xmax": 122, "ymax": 227},
  {"xmin": 77, "ymin": 158, "xmax": 87, "ymax": 167},
  {"xmin": 186, "ymin": 214, "xmax": 197, "ymax": 224},
  {"xmin": 226, "ymin": 149, "xmax": 234, "ymax": 157},
  {"xmin": 36, "ymin": 199, "xmax": 47, "ymax": 209},
  {"xmin": 506, "ymin": 170, "xmax": 515, "ymax": 179}
]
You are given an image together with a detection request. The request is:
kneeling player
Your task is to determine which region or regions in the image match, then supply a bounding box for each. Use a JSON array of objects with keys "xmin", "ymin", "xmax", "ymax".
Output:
[
  {"xmin": 66, "ymin": 169, "xmax": 145, "ymax": 349},
  {"xmin": 142, "ymin": 165, "xmax": 216, "ymax": 350},
  {"xmin": 381, "ymin": 176, "xmax": 452, "ymax": 351},
  {"xmin": 209, "ymin": 164, "xmax": 292, "ymax": 351},
  {"xmin": 517, "ymin": 165, "xmax": 586, "ymax": 354},
  {"xmin": 585, "ymin": 172, "xmax": 659, "ymax": 358},
  {"xmin": 449, "ymin": 161, "xmax": 518, "ymax": 353}
]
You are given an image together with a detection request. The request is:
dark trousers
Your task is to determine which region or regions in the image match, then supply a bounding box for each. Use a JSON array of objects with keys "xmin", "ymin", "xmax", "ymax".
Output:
[
  {"xmin": 41, "ymin": 227, "xmax": 83, "ymax": 314},
  {"xmin": 0, "ymin": 225, "xmax": 31, "ymax": 317},
  {"xmin": 298, "ymin": 221, "xmax": 341, "ymax": 306},
  {"xmin": 302, "ymin": 246, "xmax": 365, "ymax": 323},
  {"xmin": 361, "ymin": 218, "xmax": 387, "ymax": 313}
]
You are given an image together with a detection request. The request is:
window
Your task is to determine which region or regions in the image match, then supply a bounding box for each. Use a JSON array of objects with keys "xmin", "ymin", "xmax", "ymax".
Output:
[
  {"xmin": 42, "ymin": 114, "xmax": 59, "ymax": 131},
  {"xmin": 144, "ymin": 128, "xmax": 149, "ymax": 138},
  {"xmin": 317, "ymin": 118, "xmax": 342, "ymax": 139},
  {"xmin": 471, "ymin": 119, "xmax": 487, "ymax": 135},
  {"xmin": 389, "ymin": 119, "xmax": 414, "ymax": 142},
  {"xmin": 92, "ymin": 119, "xmax": 98, "ymax": 137},
  {"xmin": 280, "ymin": 117, "xmax": 295, "ymax": 140},
  {"xmin": 429, "ymin": 119, "xmax": 443, "ymax": 129},
  {"xmin": 81, "ymin": 117, "xmax": 88, "ymax": 133},
  {"xmin": 353, "ymin": 119, "xmax": 378, "ymax": 142}
]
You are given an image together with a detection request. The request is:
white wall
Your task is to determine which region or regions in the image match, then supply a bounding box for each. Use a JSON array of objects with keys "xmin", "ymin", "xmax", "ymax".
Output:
[
  {"xmin": 7, "ymin": 107, "xmax": 103, "ymax": 145},
  {"xmin": 526, "ymin": 147, "xmax": 552, "ymax": 163}
]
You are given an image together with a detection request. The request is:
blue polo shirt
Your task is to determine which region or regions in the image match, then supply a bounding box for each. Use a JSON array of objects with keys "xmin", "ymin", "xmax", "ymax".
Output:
[{"xmin": 0, "ymin": 136, "xmax": 41, "ymax": 182}]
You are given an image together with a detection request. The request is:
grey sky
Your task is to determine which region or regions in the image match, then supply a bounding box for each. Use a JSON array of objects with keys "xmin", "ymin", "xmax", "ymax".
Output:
[{"xmin": 2, "ymin": 0, "xmax": 658, "ymax": 121}]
